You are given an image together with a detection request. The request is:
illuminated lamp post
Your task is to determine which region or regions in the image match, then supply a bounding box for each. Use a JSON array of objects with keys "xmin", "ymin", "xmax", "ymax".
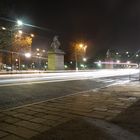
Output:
[{"xmin": 75, "ymin": 43, "xmax": 87, "ymax": 71}]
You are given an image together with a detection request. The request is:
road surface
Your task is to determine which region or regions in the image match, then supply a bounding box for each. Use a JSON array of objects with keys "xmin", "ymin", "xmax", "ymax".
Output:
[{"xmin": 0, "ymin": 69, "xmax": 139, "ymax": 110}]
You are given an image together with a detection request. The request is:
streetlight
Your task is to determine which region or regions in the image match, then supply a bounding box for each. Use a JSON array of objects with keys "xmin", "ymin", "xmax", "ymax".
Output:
[
  {"xmin": 17, "ymin": 20, "xmax": 23, "ymax": 26},
  {"xmin": 10, "ymin": 20, "xmax": 23, "ymax": 71},
  {"xmin": 36, "ymin": 48, "xmax": 40, "ymax": 51},
  {"xmin": 82, "ymin": 57, "xmax": 87, "ymax": 70},
  {"xmin": 83, "ymin": 57, "xmax": 87, "ymax": 62},
  {"xmin": 75, "ymin": 43, "xmax": 87, "ymax": 71},
  {"xmin": 30, "ymin": 34, "xmax": 34, "ymax": 38},
  {"xmin": 1, "ymin": 27, "xmax": 6, "ymax": 30},
  {"xmin": 116, "ymin": 60, "xmax": 120, "ymax": 63},
  {"xmin": 25, "ymin": 53, "xmax": 31, "ymax": 58}
]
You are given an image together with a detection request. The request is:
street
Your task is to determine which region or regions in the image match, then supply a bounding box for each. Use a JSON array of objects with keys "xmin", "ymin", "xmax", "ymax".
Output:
[
  {"xmin": 0, "ymin": 70, "xmax": 140, "ymax": 140},
  {"xmin": 0, "ymin": 69, "xmax": 138, "ymax": 110}
]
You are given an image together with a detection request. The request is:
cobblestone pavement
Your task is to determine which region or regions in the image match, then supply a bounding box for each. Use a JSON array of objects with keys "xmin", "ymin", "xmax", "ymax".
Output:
[{"xmin": 0, "ymin": 82, "xmax": 140, "ymax": 140}]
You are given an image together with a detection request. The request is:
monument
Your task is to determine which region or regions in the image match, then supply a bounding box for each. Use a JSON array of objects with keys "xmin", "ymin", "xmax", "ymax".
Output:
[
  {"xmin": 105, "ymin": 49, "xmax": 113, "ymax": 69},
  {"xmin": 47, "ymin": 36, "xmax": 65, "ymax": 70}
]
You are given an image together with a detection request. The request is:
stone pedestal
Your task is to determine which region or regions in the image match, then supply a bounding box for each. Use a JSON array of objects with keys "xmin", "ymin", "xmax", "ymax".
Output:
[
  {"xmin": 48, "ymin": 49, "xmax": 65, "ymax": 70},
  {"xmin": 105, "ymin": 58, "xmax": 113, "ymax": 69}
]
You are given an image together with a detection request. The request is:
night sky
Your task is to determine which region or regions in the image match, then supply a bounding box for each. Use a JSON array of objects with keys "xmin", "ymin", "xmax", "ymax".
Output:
[{"xmin": 0, "ymin": 0, "xmax": 140, "ymax": 59}]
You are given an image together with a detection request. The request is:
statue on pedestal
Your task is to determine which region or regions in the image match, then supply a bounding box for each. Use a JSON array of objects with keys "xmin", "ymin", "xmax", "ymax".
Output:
[
  {"xmin": 48, "ymin": 36, "xmax": 65, "ymax": 70},
  {"xmin": 50, "ymin": 36, "xmax": 61, "ymax": 50},
  {"xmin": 105, "ymin": 49, "xmax": 113, "ymax": 69}
]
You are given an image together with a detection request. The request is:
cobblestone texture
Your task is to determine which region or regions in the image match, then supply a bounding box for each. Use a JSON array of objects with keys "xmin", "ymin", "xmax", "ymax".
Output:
[{"xmin": 0, "ymin": 82, "xmax": 140, "ymax": 139}]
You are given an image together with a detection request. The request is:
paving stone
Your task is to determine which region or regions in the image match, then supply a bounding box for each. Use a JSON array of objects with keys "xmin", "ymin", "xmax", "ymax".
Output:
[
  {"xmin": 33, "ymin": 112, "xmax": 47, "ymax": 118},
  {"xmin": 15, "ymin": 120, "xmax": 43, "ymax": 131},
  {"xmin": 0, "ymin": 122, "xmax": 38, "ymax": 139},
  {"xmin": 15, "ymin": 108, "xmax": 29, "ymax": 113},
  {"xmin": 42, "ymin": 114, "xmax": 62, "ymax": 121},
  {"xmin": 0, "ymin": 131, "xmax": 8, "ymax": 138},
  {"xmin": 42, "ymin": 119, "xmax": 58, "ymax": 126},
  {"xmin": 93, "ymin": 107, "xmax": 108, "ymax": 112},
  {"xmin": 30, "ymin": 117, "xmax": 46, "ymax": 124},
  {"xmin": 0, "ymin": 135, "xmax": 24, "ymax": 140},
  {"xmin": 107, "ymin": 110, "xmax": 122, "ymax": 114},
  {"xmin": 36, "ymin": 125, "xmax": 51, "ymax": 133},
  {"xmin": 31, "ymin": 108, "xmax": 46, "ymax": 113},
  {"xmin": 0, "ymin": 113, "xmax": 5, "ymax": 118},
  {"xmin": 4, "ymin": 117, "xmax": 21, "ymax": 124},
  {"xmin": 12, "ymin": 114, "xmax": 34, "ymax": 120},
  {"xmin": 3, "ymin": 111, "xmax": 18, "ymax": 116}
]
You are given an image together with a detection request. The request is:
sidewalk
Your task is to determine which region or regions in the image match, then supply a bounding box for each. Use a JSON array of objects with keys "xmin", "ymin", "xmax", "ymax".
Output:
[{"xmin": 0, "ymin": 81, "xmax": 140, "ymax": 140}]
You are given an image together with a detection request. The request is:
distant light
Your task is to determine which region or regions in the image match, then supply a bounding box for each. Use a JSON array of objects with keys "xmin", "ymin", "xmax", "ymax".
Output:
[
  {"xmin": 70, "ymin": 61, "xmax": 73, "ymax": 64},
  {"xmin": 36, "ymin": 48, "xmax": 39, "ymax": 51},
  {"xmin": 97, "ymin": 63, "xmax": 102, "ymax": 67},
  {"xmin": 83, "ymin": 58, "xmax": 87, "ymax": 62},
  {"xmin": 116, "ymin": 60, "xmax": 120, "ymax": 63},
  {"xmin": 42, "ymin": 50, "xmax": 46, "ymax": 53},
  {"xmin": 30, "ymin": 34, "xmax": 34, "ymax": 37},
  {"xmin": 127, "ymin": 61, "xmax": 130, "ymax": 64},
  {"xmin": 22, "ymin": 64, "xmax": 25, "ymax": 68},
  {"xmin": 64, "ymin": 65, "xmax": 68, "ymax": 68},
  {"xmin": 17, "ymin": 20, "xmax": 23, "ymax": 26},
  {"xmin": 2, "ymin": 27, "xmax": 6, "ymax": 30},
  {"xmin": 116, "ymin": 52, "xmax": 119, "ymax": 55},
  {"xmin": 136, "ymin": 54, "xmax": 139, "ymax": 57},
  {"xmin": 15, "ymin": 59, "xmax": 18, "ymax": 62},
  {"xmin": 126, "ymin": 51, "xmax": 129, "ymax": 54},
  {"xmin": 79, "ymin": 44, "xmax": 84, "ymax": 48},
  {"xmin": 25, "ymin": 53, "xmax": 31, "ymax": 58},
  {"xmin": 18, "ymin": 30, "xmax": 23, "ymax": 34},
  {"xmin": 37, "ymin": 53, "xmax": 40, "ymax": 56},
  {"xmin": 80, "ymin": 64, "xmax": 84, "ymax": 68}
]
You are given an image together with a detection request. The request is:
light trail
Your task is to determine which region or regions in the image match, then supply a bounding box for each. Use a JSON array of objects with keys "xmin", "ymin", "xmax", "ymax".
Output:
[{"xmin": 0, "ymin": 69, "xmax": 139, "ymax": 86}]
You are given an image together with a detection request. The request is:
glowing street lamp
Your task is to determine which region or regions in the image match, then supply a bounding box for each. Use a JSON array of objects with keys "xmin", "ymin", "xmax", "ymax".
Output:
[
  {"xmin": 83, "ymin": 57, "xmax": 87, "ymax": 62},
  {"xmin": 79, "ymin": 43, "xmax": 84, "ymax": 48},
  {"xmin": 25, "ymin": 53, "xmax": 31, "ymax": 58},
  {"xmin": 18, "ymin": 30, "xmax": 23, "ymax": 34},
  {"xmin": 30, "ymin": 34, "xmax": 34, "ymax": 37},
  {"xmin": 75, "ymin": 43, "xmax": 88, "ymax": 71},
  {"xmin": 36, "ymin": 48, "xmax": 40, "ymax": 51},
  {"xmin": 17, "ymin": 20, "xmax": 23, "ymax": 26},
  {"xmin": 116, "ymin": 60, "xmax": 120, "ymax": 63},
  {"xmin": 1, "ymin": 27, "xmax": 6, "ymax": 30}
]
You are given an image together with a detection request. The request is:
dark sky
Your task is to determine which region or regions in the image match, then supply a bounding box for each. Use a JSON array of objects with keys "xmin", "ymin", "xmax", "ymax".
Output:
[{"xmin": 0, "ymin": 0, "xmax": 140, "ymax": 58}]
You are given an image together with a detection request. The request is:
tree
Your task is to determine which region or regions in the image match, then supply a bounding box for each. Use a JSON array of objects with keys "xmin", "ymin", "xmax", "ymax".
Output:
[
  {"xmin": 0, "ymin": 28, "xmax": 32, "ymax": 66},
  {"xmin": 13, "ymin": 34, "xmax": 32, "ymax": 52}
]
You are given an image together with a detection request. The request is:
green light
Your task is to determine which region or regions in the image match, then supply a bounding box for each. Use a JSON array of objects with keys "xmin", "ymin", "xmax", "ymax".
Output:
[{"xmin": 64, "ymin": 65, "xmax": 68, "ymax": 68}]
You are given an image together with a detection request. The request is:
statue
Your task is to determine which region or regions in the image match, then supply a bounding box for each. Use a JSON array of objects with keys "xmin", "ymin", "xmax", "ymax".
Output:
[
  {"xmin": 50, "ymin": 36, "xmax": 61, "ymax": 50},
  {"xmin": 106, "ymin": 49, "xmax": 110, "ymax": 58}
]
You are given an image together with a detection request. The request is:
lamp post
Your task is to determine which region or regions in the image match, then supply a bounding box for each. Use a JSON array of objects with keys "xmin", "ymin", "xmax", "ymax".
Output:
[
  {"xmin": 75, "ymin": 43, "xmax": 87, "ymax": 71},
  {"xmin": 10, "ymin": 20, "xmax": 23, "ymax": 71},
  {"xmin": 35, "ymin": 48, "xmax": 47, "ymax": 71},
  {"xmin": 75, "ymin": 50, "xmax": 78, "ymax": 71}
]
